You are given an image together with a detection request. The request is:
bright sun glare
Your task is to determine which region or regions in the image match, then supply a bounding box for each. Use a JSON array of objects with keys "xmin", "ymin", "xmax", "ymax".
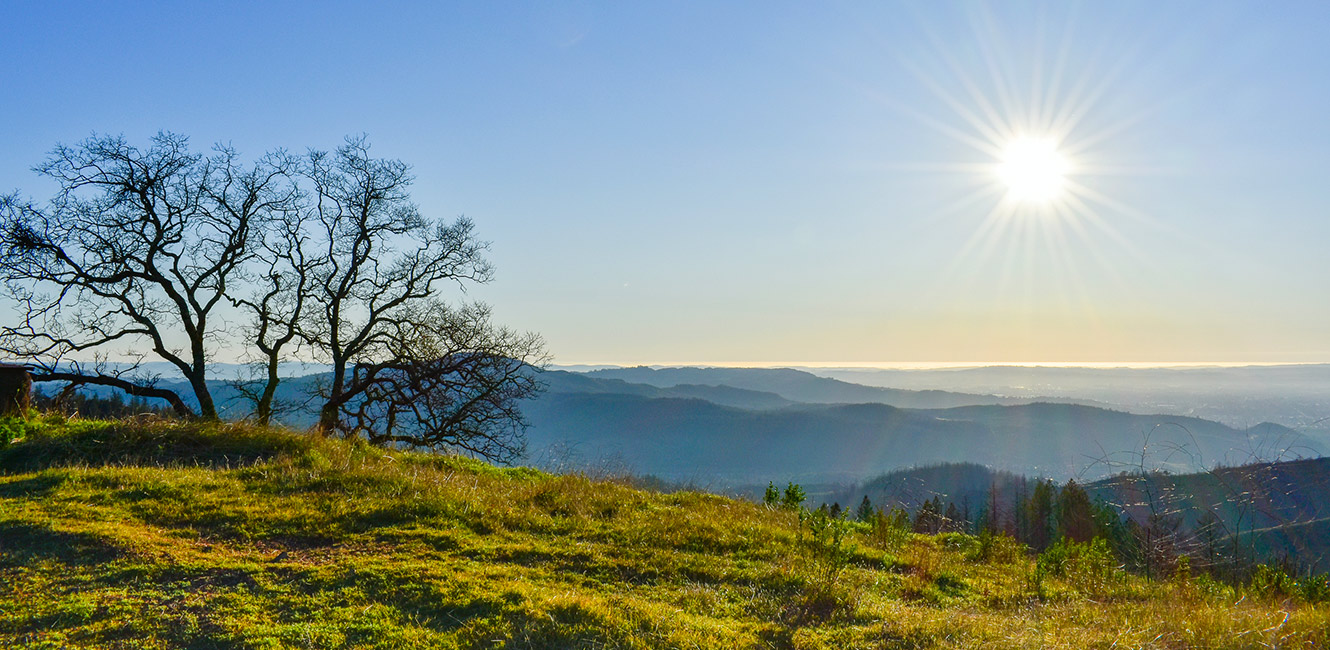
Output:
[
  {"xmin": 888, "ymin": 4, "xmax": 1164, "ymax": 303},
  {"xmin": 996, "ymin": 136, "xmax": 1069, "ymax": 204}
]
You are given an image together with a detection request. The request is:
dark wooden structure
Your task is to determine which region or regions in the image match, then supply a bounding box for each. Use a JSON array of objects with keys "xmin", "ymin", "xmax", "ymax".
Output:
[{"xmin": 0, "ymin": 363, "xmax": 31, "ymax": 417}]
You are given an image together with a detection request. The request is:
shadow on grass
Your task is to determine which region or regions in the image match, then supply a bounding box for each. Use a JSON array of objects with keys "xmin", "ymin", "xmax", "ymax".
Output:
[
  {"xmin": 0, "ymin": 473, "xmax": 66, "ymax": 499},
  {"xmin": 0, "ymin": 419, "xmax": 314, "ymax": 473},
  {"xmin": 0, "ymin": 521, "xmax": 124, "ymax": 565}
]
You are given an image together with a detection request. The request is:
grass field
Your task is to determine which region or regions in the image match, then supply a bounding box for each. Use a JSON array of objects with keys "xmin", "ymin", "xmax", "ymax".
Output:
[{"xmin": 1, "ymin": 414, "xmax": 1327, "ymax": 649}]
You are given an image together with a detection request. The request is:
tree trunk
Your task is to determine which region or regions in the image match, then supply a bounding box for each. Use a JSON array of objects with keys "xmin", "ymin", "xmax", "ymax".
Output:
[
  {"xmin": 315, "ymin": 364, "xmax": 345, "ymax": 436},
  {"xmin": 0, "ymin": 365, "xmax": 31, "ymax": 417},
  {"xmin": 316, "ymin": 401, "xmax": 339, "ymax": 436},
  {"xmin": 187, "ymin": 371, "xmax": 219, "ymax": 420},
  {"xmin": 256, "ymin": 356, "xmax": 281, "ymax": 426}
]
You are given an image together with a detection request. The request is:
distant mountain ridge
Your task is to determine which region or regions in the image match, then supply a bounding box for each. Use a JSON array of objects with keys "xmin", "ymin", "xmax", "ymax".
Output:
[
  {"xmin": 811, "ymin": 364, "xmax": 1330, "ymax": 437},
  {"xmin": 583, "ymin": 366, "xmax": 1107, "ymax": 409},
  {"xmin": 541, "ymin": 370, "xmax": 795, "ymax": 410},
  {"xmin": 522, "ymin": 391, "xmax": 1313, "ymax": 484}
]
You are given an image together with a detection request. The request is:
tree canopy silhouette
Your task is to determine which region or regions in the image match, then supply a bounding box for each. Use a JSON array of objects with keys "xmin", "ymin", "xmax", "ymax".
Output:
[
  {"xmin": 1, "ymin": 132, "xmax": 545, "ymax": 460},
  {"xmin": 0, "ymin": 133, "xmax": 299, "ymax": 418}
]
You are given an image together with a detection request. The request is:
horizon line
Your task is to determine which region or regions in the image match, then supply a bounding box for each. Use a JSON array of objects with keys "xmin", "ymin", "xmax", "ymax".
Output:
[{"xmin": 552, "ymin": 361, "xmax": 1330, "ymax": 370}]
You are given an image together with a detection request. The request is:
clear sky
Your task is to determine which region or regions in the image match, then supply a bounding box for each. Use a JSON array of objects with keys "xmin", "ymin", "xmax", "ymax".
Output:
[{"xmin": 3, "ymin": 1, "xmax": 1328, "ymax": 366}]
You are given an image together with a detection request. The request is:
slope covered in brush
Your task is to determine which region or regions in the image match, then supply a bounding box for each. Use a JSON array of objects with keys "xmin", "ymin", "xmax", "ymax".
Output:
[{"xmin": 0, "ymin": 416, "xmax": 1327, "ymax": 649}]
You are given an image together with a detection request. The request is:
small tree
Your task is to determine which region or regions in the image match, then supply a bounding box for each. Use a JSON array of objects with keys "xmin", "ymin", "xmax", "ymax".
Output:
[
  {"xmin": 913, "ymin": 497, "xmax": 943, "ymax": 534},
  {"xmin": 856, "ymin": 495, "xmax": 874, "ymax": 522},
  {"xmin": 1196, "ymin": 509, "xmax": 1224, "ymax": 574},
  {"xmin": 1026, "ymin": 479, "xmax": 1056, "ymax": 551},
  {"xmin": 782, "ymin": 482, "xmax": 806, "ymax": 509},
  {"xmin": 981, "ymin": 481, "xmax": 1003, "ymax": 535},
  {"xmin": 764, "ymin": 482, "xmax": 780, "ymax": 506},
  {"xmin": 1057, "ymin": 480, "xmax": 1096, "ymax": 543},
  {"xmin": 227, "ymin": 205, "xmax": 313, "ymax": 426},
  {"xmin": 944, "ymin": 501, "xmax": 963, "ymax": 533}
]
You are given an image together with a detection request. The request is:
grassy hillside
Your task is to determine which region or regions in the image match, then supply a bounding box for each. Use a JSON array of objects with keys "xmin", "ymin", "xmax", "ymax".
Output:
[{"xmin": 1, "ymin": 415, "xmax": 1328, "ymax": 649}]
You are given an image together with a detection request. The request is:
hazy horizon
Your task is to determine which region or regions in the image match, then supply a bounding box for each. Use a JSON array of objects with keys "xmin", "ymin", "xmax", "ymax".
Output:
[{"xmin": 554, "ymin": 360, "xmax": 1330, "ymax": 370}]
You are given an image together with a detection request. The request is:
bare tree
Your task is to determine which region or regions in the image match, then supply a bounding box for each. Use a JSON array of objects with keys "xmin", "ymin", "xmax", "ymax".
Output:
[
  {"xmin": 0, "ymin": 133, "xmax": 299, "ymax": 418},
  {"xmin": 340, "ymin": 301, "xmax": 546, "ymax": 462},
  {"xmin": 2, "ymin": 132, "xmax": 544, "ymax": 459},
  {"xmin": 227, "ymin": 206, "xmax": 313, "ymax": 425},
  {"xmin": 295, "ymin": 136, "xmax": 544, "ymax": 456}
]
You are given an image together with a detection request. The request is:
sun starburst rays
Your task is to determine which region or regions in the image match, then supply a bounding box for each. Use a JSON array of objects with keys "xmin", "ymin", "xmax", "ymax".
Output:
[{"xmin": 885, "ymin": 5, "xmax": 1161, "ymax": 323}]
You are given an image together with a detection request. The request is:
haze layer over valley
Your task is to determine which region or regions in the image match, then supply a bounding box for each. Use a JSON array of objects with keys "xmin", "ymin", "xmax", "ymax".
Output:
[
  {"xmin": 807, "ymin": 364, "xmax": 1330, "ymax": 442},
  {"xmin": 520, "ymin": 364, "xmax": 1326, "ymax": 485}
]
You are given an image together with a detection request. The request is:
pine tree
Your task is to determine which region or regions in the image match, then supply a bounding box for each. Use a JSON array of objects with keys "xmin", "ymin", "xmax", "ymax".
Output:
[
  {"xmin": 914, "ymin": 497, "xmax": 944, "ymax": 534},
  {"xmin": 856, "ymin": 495, "xmax": 874, "ymax": 522},
  {"xmin": 944, "ymin": 501, "xmax": 962, "ymax": 533},
  {"xmin": 781, "ymin": 482, "xmax": 806, "ymax": 509},
  {"xmin": 1057, "ymin": 480, "xmax": 1095, "ymax": 543},
  {"xmin": 1026, "ymin": 479, "xmax": 1056, "ymax": 551}
]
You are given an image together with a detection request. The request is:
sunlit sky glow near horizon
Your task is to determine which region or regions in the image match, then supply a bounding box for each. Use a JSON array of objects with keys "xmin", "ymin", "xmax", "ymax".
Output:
[{"xmin": 2, "ymin": 1, "xmax": 1329, "ymax": 366}]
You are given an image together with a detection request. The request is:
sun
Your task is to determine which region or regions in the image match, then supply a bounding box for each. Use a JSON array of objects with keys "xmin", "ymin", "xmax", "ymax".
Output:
[{"xmin": 996, "ymin": 136, "xmax": 1070, "ymax": 204}]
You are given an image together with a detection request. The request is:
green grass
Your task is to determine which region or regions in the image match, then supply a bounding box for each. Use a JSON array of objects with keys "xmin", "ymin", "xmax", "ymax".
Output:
[{"xmin": 1, "ymin": 415, "xmax": 1327, "ymax": 649}]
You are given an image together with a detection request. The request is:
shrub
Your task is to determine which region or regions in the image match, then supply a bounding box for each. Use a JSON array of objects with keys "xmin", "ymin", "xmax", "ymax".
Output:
[
  {"xmin": 1300, "ymin": 574, "xmax": 1330, "ymax": 603},
  {"xmin": 1172, "ymin": 555, "xmax": 1192, "ymax": 584},
  {"xmin": 0, "ymin": 416, "xmax": 22, "ymax": 446},
  {"xmin": 1248, "ymin": 564, "xmax": 1296, "ymax": 600},
  {"xmin": 1192, "ymin": 572, "xmax": 1237, "ymax": 602},
  {"xmin": 1034, "ymin": 537, "xmax": 1120, "ymax": 597},
  {"xmin": 803, "ymin": 508, "xmax": 853, "ymax": 569},
  {"xmin": 972, "ymin": 529, "xmax": 1024, "ymax": 564},
  {"xmin": 868, "ymin": 508, "xmax": 910, "ymax": 552},
  {"xmin": 787, "ymin": 506, "xmax": 859, "ymax": 624},
  {"xmin": 1247, "ymin": 564, "xmax": 1330, "ymax": 603},
  {"xmin": 781, "ymin": 482, "xmax": 805, "ymax": 509}
]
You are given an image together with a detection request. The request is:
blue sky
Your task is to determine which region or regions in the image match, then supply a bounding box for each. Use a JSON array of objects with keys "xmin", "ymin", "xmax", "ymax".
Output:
[{"xmin": 3, "ymin": 1, "xmax": 1328, "ymax": 365}]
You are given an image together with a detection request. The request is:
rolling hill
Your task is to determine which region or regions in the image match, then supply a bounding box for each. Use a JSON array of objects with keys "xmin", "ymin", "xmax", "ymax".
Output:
[
  {"xmin": 521, "ymin": 391, "xmax": 1316, "ymax": 484},
  {"xmin": 818, "ymin": 457, "xmax": 1330, "ymax": 570}
]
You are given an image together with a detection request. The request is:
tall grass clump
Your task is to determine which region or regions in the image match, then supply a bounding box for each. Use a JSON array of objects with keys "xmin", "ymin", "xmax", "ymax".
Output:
[{"xmin": 1032, "ymin": 536, "xmax": 1122, "ymax": 599}]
